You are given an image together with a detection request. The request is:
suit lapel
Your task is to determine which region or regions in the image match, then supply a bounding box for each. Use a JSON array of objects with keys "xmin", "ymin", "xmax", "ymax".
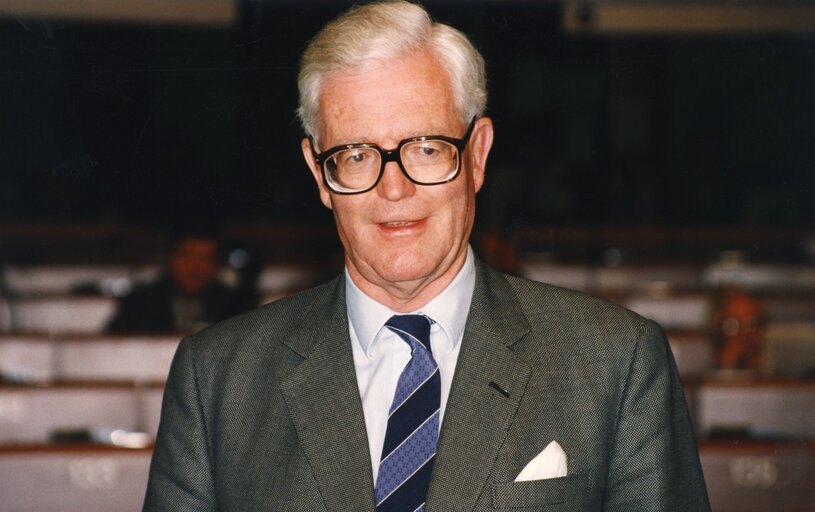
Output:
[
  {"xmin": 279, "ymin": 278, "xmax": 377, "ymax": 512},
  {"xmin": 426, "ymin": 262, "xmax": 532, "ymax": 511}
]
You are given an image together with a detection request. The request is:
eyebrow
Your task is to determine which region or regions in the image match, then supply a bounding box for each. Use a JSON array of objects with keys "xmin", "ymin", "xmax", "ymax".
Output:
[{"xmin": 331, "ymin": 128, "xmax": 456, "ymax": 148}]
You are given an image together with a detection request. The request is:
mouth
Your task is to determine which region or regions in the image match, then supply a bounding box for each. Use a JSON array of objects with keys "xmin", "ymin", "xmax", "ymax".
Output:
[
  {"xmin": 380, "ymin": 220, "xmax": 421, "ymax": 227},
  {"xmin": 377, "ymin": 218, "xmax": 427, "ymax": 233}
]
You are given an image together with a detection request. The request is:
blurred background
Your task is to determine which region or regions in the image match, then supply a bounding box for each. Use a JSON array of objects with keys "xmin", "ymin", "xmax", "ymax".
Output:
[{"xmin": 1, "ymin": 1, "xmax": 813, "ymax": 510}]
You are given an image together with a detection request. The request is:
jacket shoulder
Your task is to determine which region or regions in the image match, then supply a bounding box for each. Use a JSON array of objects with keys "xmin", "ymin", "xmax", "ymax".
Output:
[
  {"xmin": 504, "ymin": 272, "xmax": 643, "ymax": 322},
  {"xmin": 176, "ymin": 276, "xmax": 343, "ymax": 366},
  {"xmin": 497, "ymin": 272, "xmax": 659, "ymax": 357}
]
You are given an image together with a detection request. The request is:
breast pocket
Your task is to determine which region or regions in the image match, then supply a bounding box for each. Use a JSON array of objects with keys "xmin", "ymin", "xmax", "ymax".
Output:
[{"xmin": 490, "ymin": 473, "xmax": 589, "ymax": 510}]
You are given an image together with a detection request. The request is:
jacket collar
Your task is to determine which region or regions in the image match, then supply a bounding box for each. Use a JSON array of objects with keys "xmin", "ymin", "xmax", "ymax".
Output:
[
  {"xmin": 427, "ymin": 259, "xmax": 534, "ymax": 510},
  {"xmin": 279, "ymin": 260, "xmax": 535, "ymax": 511}
]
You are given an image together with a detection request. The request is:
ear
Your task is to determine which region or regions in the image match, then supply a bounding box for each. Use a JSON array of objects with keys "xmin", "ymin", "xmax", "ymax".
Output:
[
  {"xmin": 466, "ymin": 117, "xmax": 494, "ymax": 194},
  {"xmin": 301, "ymin": 137, "xmax": 333, "ymax": 209}
]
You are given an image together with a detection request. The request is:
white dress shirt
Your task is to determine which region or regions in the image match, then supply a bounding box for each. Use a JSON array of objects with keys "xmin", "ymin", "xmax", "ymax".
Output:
[{"xmin": 346, "ymin": 247, "xmax": 476, "ymax": 482}]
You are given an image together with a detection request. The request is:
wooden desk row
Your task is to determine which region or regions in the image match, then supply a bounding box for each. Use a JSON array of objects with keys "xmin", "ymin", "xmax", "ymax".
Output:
[
  {"xmin": 4, "ymin": 293, "xmax": 813, "ymax": 350},
  {"xmin": 0, "ymin": 335, "xmax": 179, "ymax": 383},
  {"xmin": 3, "ymin": 325, "xmax": 812, "ymax": 388},
  {"xmin": 700, "ymin": 440, "xmax": 815, "ymax": 512},
  {"xmin": 1, "ymin": 263, "xmax": 318, "ymax": 297},
  {"xmin": 687, "ymin": 378, "xmax": 815, "ymax": 441},
  {"xmin": 668, "ymin": 324, "xmax": 815, "ymax": 378},
  {"xmin": 0, "ymin": 444, "xmax": 152, "ymax": 512},
  {"xmin": 3, "ymin": 261, "xmax": 814, "ymax": 318},
  {"xmin": 6, "ymin": 259, "xmax": 815, "ymax": 296},
  {"xmin": 0, "ymin": 441, "xmax": 811, "ymax": 512},
  {"xmin": 2, "ymin": 375, "xmax": 814, "ymax": 444},
  {"xmin": 0, "ymin": 383, "xmax": 164, "ymax": 444},
  {"xmin": 0, "ymin": 297, "xmax": 118, "ymax": 335},
  {"xmin": 519, "ymin": 260, "xmax": 815, "ymax": 294}
]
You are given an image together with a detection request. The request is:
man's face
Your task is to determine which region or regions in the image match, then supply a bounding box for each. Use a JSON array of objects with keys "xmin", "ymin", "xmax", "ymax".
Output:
[
  {"xmin": 301, "ymin": 49, "xmax": 493, "ymax": 308},
  {"xmin": 169, "ymin": 238, "xmax": 219, "ymax": 296}
]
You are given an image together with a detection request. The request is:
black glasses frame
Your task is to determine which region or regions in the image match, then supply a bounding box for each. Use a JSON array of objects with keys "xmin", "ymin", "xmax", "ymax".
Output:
[{"xmin": 310, "ymin": 119, "xmax": 477, "ymax": 195}]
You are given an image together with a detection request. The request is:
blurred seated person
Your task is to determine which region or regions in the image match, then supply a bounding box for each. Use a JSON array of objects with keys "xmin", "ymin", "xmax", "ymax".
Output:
[
  {"xmin": 715, "ymin": 290, "xmax": 766, "ymax": 371},
  {"xmin": 108, "ymin": 231, "xmax": 254, "ymax": 333}
]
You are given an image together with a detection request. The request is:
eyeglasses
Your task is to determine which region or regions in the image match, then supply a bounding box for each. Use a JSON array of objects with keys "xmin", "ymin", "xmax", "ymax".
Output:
[{"xmin": 310, "ymin": 119, "xmax": 476, "ymax": 195}]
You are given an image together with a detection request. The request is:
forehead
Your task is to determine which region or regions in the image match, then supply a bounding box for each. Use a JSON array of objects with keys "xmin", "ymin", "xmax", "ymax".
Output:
[{"xmin": 318, "ymin": 50, "xmax": 459, "ymax": 146}]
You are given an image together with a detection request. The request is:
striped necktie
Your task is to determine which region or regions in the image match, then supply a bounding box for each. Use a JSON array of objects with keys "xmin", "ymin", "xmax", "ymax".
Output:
[{"xmin": 375, "ymin": 314, "xmax": 440, "ymax": 512}]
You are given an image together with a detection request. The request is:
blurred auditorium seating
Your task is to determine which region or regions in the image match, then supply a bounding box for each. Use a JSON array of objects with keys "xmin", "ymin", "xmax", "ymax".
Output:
[
  {"xmin": 2, "ymin": 264, "xmax": 158, "ymax": 296},
  {"xmin": 6, "ymin": 297, "xmax": 118, "ymax": 334},
  {"xmin": 689, "ymin": 378, "xmax": 815, "ymax": 441},
  {"xmin": 0, "ymin": 263, "xmax": 322, "ymax": 334},
  {"xmin": 257, "ymin": 263, "xmax": 325, "ymax": 304},
  {"xmin": 0, "ymin": 223, "xmax": 339, "ymax": 510},
  {"xmin": 763, "ymin": 323, "xmax": 815, "ymax": 376},
  {"xmin": 0, "ymin": 445, "xmax": 153, "ymax": 512},
  {"xmin": 624, "ymin": 292, "xmax": 712, "ymax": 330},
  {"xmin": 699, "ymin": 441, "xmax": 815, "ymax": 512},
  {"xmin": 665, "ymin": 330, "xmax": 716, "ymax": 376},
  {"xmin": 0, "ymin": 382, "xmax": 163, "ymax": 444},
  {"xmin": 0, "ymin": 335, "xmax": 169, "ymax": 511},
  {"xmin": 702, "ymin": 262, "xmax": 815, "ymax": 292},
  {"xmin": 1, "ymin": 223, "xmax": 813, "ymax": 510},
  {"xmin": 0, "ymin": 335, "xmax": 179, "ymax": 383}
]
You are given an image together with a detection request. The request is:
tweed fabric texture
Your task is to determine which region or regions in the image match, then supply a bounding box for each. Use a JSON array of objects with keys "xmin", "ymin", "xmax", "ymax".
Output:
[{"xmin": 143, "ymin": 259, "xmax": 710, "ymax": 511}]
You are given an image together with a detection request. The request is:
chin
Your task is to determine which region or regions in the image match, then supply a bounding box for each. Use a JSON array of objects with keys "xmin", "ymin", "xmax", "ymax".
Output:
[
  {"xmin": 377, "ymin": 266, "xmax": 432, "ymax": 285},
  {"xmin": 373, "ymin": 256, "xmax": 438, "ymax": 284}
]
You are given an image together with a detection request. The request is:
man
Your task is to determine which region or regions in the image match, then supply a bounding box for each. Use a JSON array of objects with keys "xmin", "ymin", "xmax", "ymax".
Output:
[
  {"xmin": 108, "ymin": 231, "xmax": 252, "ymax": 333},
  {"xmin": 144, "ymin": 2, "xmax": 710, "ymax": 510}
]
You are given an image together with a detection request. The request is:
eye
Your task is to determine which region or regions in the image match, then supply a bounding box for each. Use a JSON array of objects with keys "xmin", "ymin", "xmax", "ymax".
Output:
[
  {"xmin": 405, "ymin": 140, "xmax": 449, "ymax": 162},
  {"xmin": 343, "ymin": 150, "xmax": 368, "ymax": 165}
]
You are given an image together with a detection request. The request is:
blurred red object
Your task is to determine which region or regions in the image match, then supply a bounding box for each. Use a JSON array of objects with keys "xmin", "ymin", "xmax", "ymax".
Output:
[{"xmin": 716, "ymin": 291, "xmax": 766, "ymax": 371}]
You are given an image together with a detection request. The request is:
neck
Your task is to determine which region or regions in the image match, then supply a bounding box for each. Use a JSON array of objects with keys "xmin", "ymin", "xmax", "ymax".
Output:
[{"xmin": 347, "ymin": 250, "xmax": 468, "ymax": 313}]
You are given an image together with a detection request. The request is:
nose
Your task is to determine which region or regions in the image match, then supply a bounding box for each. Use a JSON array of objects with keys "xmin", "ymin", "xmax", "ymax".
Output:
[{"xmin": 376, "ymin": 161, "xmax": 416, "ymax": 201}]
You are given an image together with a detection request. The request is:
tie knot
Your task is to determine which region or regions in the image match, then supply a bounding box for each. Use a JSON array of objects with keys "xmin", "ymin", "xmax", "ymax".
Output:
[{"xmin": 385, "ymin": 314, "xmax": 432, "ymax": 352}]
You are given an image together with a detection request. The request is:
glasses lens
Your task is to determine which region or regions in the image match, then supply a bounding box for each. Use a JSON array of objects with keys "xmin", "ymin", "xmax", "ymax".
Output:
[
  {"xmin": 324, "ymin": 147, "xmax": 380, "ymax": 192},
  {"xmin": 401, "ymin": 139, "xmax": 459, "ymax": 184}
]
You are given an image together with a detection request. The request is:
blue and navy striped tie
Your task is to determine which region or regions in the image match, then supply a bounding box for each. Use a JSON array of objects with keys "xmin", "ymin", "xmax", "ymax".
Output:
[{"xmin": 375, "ymin": 314, "xmax": 440, "ymax": 512}]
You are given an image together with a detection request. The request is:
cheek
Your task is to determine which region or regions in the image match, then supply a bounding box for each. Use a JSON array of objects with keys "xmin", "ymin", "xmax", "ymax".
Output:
[
  {"xmin": 331, "ymin": 198, "xmax": 367, "ymax": 239},
  {"xmin": 447, "ymin": 182, "xmax": 476, "ymax": 221}
]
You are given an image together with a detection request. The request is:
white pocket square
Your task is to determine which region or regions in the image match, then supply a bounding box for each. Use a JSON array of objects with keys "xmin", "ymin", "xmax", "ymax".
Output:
[{"xmin": 514, "ymin": 440, "xmax": 568, "ymax": 482}]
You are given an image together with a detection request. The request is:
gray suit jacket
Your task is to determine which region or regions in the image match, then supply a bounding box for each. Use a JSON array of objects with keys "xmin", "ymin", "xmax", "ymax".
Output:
[{"xmin": 143, "ymin": 260, "xmax": 710, "ymax": 511}]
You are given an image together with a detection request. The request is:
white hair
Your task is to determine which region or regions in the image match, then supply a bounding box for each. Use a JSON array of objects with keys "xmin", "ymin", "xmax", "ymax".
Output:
[{"xmin": 297, "ymin": 1, "xmax": 487, "ymax": 141}]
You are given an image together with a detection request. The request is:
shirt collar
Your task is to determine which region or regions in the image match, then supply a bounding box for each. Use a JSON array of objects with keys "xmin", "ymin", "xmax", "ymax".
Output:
[{"xmin": 345, "ymin": 246, "xmax": 476, "ymax": 357}]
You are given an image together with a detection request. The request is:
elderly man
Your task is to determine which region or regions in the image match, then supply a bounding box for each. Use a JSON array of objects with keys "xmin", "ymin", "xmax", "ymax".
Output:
[{"xmin": 143, "ymin": 2, "xmax": 710, "ymax": 511}]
